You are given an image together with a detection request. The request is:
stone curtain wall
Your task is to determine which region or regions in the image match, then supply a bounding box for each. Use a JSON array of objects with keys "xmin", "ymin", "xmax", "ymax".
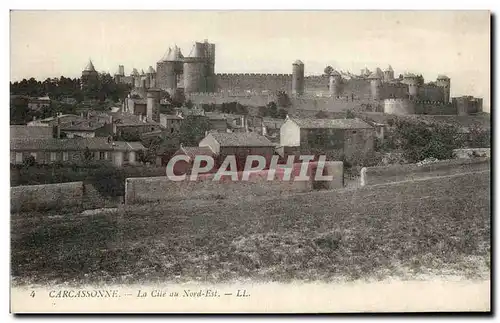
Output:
[
  {"xmin": 11, "ymin": 181, "xmax": 84, "ymax": 212},
  {"xmin": 360, "ymin": 158, "xmax": 490, "ymax": 187},
  {"xmin": 125, "ymin": 161, "xmax": 344, "ymax": 205}
]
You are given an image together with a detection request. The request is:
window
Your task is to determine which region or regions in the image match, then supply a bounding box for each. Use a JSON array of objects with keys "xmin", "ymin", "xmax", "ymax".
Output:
[
  {"xmin": 62, "ymin": 152, "xmax": 69, "ymax": 161},
  {"xmin": 15, "ymin": 152, "xmax": 22, "ymax": 164},
  {"xmin": 352, "ymin": 131, "xmax": 357, "ymax": 134},
  {"xmin": 104, "ymin": 152, "xmax": 109, "ymax": 160},
  {"xmin": 99, "ymin": 152, "xmax": 105, "ymax": 160},
  {"xmin": 170, "ymin": 128, "xmax": 174, "ymax": 133},
  {"xmin": 50, "ymin": 152, "xmax": 57, "ymax": 162},
  {"xmin": 30, "ymin": 152, "xmax": 37, "ymax": 160}
]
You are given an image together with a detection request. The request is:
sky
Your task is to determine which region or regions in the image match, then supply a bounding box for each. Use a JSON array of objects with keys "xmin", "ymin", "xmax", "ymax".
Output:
[{"xmin": 10, "ymin": 10, "xmax": 491, "ymax": 110}]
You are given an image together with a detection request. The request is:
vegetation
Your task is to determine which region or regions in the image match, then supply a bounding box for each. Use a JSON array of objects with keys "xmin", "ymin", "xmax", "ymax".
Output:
[
  {"xmin": 258, "ymin": 101, "xmax": 287, "ymax": 119},
  {"xmin": 393, "ymin": 119, "xmax": 464, "ymax": 163},
  {"xmin": 10, "ymin": 74, "xmax": 131, "ymax": 124},
  {"xmin": 10, "ymin": 162, "xmax": 165, "ymax": 198},
  {"xmin": 324, "ymin": 66, "xmax": 334, "ymax": 76},
  {"xmin": 11, "ymin": 171, "xmax": 490, "ymax": 285},
  {"xmin": 315, "ymin": 111, "xmax": 329, "ymax": 119},
  {"xmin": 276, "ymin": 91, "xmax": 292, "ymax": 109},
  {"xmin": 467, "ymin": 122, "xmax": 491, "ymax": 148}
]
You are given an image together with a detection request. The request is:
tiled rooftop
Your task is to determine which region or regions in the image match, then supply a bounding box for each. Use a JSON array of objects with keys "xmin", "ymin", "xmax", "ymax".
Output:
[
  {"xmin": 289, "ymin": 117, "xmax": 373, "ymax": 129},
  {"xmin": 206, "ymin": 132, "xmax": 275, "ymax": 147}
]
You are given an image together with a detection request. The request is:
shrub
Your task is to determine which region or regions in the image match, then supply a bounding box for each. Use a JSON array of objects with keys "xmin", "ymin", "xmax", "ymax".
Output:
[{"xmin": 393, "ymin": 119, "xmax": 463, "ymax": 163}]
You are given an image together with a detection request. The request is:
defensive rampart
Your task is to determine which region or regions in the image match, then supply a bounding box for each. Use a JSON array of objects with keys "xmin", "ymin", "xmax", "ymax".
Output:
[
  {"xmin": 125, "ymin": 161, "xmax": 343, "ymax": 205},
  {"xmin": 11, "ymin": 182, "xmax": 84, "ymax": 212},
  {"xmin": 359, "ymin": 158, "xmax": 490, "ymax": 187}
]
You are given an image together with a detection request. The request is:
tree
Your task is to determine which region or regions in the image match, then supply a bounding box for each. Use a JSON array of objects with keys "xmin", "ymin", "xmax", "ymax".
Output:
[
  {"xmin": 178, "ymin": 116, "xmax": 212, "ymax": 146},
  {"xmin": 171, "ymin": 90, "xmax": 186, "ymax": 107},
  {"xmin": 83, "ymin": 147, "xmax": 94, "ymax": 161},
  {"xmin": 324, "ymin": 66, "xmax": 333, "ymax": 76},
  {"xmin": 277, "ymin": 91, "xmax": 292, "ymax": 108},
  {"xmin": 393, "ymin": 119, "xmax": 463, "ymax": 163},
  {"xmin": 23, "ymin": 155, "xmax": 36, "ymax": 167},
  {"xmin": 267, "ymin": 101, "xmax": 278, "ymax": 118},
  {"xmin": 185, "ymin": 100, "xmax": 194, "ymax": 109},
  {"xmin": 315, "ymin": 110, "xmax": 329, "ymax": 119},
  {"xmin": 467, "ymin": 123, "xmax": 490, "ymax": 148},
  {"xmin": 277, "ymin": 109, "xmax": 288, "ymax": 119},
  {"xmin": 345, "ymin": 110, "xmax": 356, "ymax": 119},
  {"xmin": 257, "ymin": 106, "xmax": 268, "ymax": 117}
]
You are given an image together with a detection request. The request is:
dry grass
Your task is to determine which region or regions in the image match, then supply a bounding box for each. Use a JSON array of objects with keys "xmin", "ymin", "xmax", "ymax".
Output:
[{"xmin": 11, "ymin": 171, "xmax": 490, "ymax": 286}]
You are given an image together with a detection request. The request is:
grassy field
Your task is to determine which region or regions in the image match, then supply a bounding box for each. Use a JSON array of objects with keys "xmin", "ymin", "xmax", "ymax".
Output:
[{"xmin": 11, "ymin": 171, "xmax": 490, "ymax": 286}]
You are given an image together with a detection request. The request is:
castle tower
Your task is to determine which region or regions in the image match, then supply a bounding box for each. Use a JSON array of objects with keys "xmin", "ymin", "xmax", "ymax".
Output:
[
  {"xmin": 328, "ymin": 70, "xmax": 342, "ymax": 97},
  {"xmin": 292, "ymin": 60, "xmax": 305, "ymax": 96},
  {"xmin": 436, "ymin": 75, "xmax": 451, "ymax": 103},
  {"xmin": 118, "ymin": 65, "xmax": 125, "ymax": 76},
  {"xmin": 146, "ymin": 88, "xmax": 161, "ymax": 122},
  {"xmin": 156, "ymin": 46, "xmax": 184, "ymax": 94},
  {"xmin": 81, "ymin": 59, "xmax": 99, "ymax": 91},
  {"xmin": 146, "ymin": 66, "xmax": 156, "ymax": 88},
  {"xmin": 402, "ymin": 73, "xmax": 419, "ymax": 100},
  {"xmin": 367, "ymin": 72, "xmax": 382, "ymax": 100},
  {"xmin": 183, "ymin": 57, "xmax": 206, "ymax": 94},
  {"xmin": 194, "ymin": 40, "xmax": 216, "ymax": 92},
  {"xmin": 131, "ymin": 68, "xmax": 141, "ymax": 88},
  {"xmin": 383, "ymin": 65, "xmax": 394, "ymax": 82}
]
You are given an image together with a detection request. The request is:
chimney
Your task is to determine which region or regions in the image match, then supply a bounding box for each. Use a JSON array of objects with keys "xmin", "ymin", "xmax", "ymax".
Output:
[
  {"xmin": 56, "ymin": 116, "xmax": 61, "ymax": 139},
  {"xmin": 110, "ymin": 116, "xmax": 116, "ymax": 135}
]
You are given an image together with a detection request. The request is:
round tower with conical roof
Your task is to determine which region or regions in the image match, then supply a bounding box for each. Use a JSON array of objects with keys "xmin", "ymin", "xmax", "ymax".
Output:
[
  {"xmin": 156, "ymin": 46, "xmax": 184, "ymax": 94},
  {"xmin": 292, "ymin": 60, "xmax": 305, "ymax": 96},
  {"xmin": 81, "ymin": 59, "xmax": 99, "ymax": 91}
]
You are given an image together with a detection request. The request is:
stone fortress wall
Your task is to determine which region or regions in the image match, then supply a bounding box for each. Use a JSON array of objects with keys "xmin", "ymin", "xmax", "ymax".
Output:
[{"xmin": 110, "ymin": 39, "xmax": 481, "ymax": 116}]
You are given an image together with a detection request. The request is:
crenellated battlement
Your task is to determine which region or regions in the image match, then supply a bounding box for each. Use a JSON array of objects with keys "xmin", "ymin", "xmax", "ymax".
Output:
[
  {"xmin": 414, "ymin": 100, "xmax": 452, "ymax": 105},
  {"xmin": 382, "ymin": 83, "xmax": 408, "ymax": 88},
  {"xmin": 384, "ymin": 98, "xmax": 409, "ymax": 102},
  {"xmin": 187, "ymin": 91, "xmax": 276, "ymax": 97},
  {"xmin": 215, "ymin": 73, "xmax": 293, "ymax": 78}
]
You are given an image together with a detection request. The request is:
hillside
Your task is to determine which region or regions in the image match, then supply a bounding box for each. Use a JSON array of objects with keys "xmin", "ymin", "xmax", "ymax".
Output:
[{"xmin": 11, "ymin": 171, "xmax": 490, "ymax": 286}]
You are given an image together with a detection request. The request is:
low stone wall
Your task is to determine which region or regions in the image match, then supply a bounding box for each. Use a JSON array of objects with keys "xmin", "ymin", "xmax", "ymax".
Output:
[
  {"xmin": 125, "ymin": 161, "xmax": 344, "ymax": 205},
  {"xmin": 11, "ymin": 181, "xmax": 84, "ymax": 212},
  {"xmin": 453, "ymin": 148, "xmax": 491, "ymax": 159},
  {"xmin": 360, "ymin": 158, "xmax": 490, "ymax": 187}
]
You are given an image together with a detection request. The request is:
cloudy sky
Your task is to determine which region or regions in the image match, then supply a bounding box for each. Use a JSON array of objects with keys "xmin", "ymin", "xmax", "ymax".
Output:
[{"xmin": 10, "ymin": 11, "xmax": 490, "ymax": 110}]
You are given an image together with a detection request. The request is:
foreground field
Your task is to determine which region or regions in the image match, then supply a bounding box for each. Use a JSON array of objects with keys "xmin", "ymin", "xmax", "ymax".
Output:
[{"xmin": 11, "ymin": 171, "xmax": 490, "ymax": 286}]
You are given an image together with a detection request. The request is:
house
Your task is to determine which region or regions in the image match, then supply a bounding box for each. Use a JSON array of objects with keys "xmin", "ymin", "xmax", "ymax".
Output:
[
  {"xmin": 111, "ymin": 112, "xmax": 163, "ymax": 140},
  {"xmin": 27, "ymin": 114, "xmax": 80, "ymax": 127},
  {"xmin": 199, "ymin": 132, "xmax": 276, "ymax": 168},
  {"xmin": 171, "ymin": 145, "xmax": 216, "ymax": 175},
  {"xmin": 205, "ymin": 112, "xmax": 229, "ymax": 132},
  {"xmin": 123, "ymin": 97, "xmax": 147, "ymax": 116},
  {"xmin": 59, "ymin": 119, "xmax": 111, "ymax": 138},
  {"xmin": 10, "ymin": 137, "xmax": 145, "ymax": 167},
  {"xmin": 10, "ymin": 125, "xmax": 54, "ymax": 140},
  {"xmin": 27, "ymin": 96, "xmax": 51, "ymax": 111},
  {"xmin": 280, "ymin": 116, "xmax": 375, "ymax": 163},
  {"xmin": 160, "ymin": 113, "xmax": 184, "ymax": 134}
]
